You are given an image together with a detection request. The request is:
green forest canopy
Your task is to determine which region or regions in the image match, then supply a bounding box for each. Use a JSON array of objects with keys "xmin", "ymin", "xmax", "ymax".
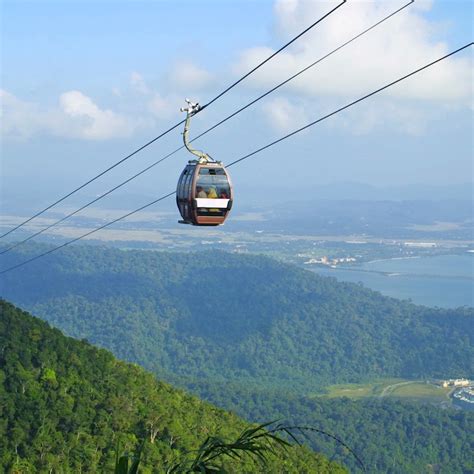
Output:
[
  {"xmin": 1, "ymin": 244, "xmax": 473, "ymax": 472},
  {"xmin": 0, "ymin": 299, "xmax": 341, "ymax": 473},
  {"xmin": 2, "ymin": 244, "xmax": 472, "ymax": 391}
]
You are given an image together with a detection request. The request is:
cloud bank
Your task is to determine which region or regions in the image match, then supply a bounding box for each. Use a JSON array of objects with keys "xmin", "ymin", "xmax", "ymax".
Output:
[
  {"xmin": 2, "ymin": 2, "xmax": 471, "ymax": 140},
  {"xmin": 237, "ymin": 0, "xmax": 472, "ymax": 102},
  {"xmin": 1, "ymin": 89, "xmax": 138, "ymax": 141},
  {"xmin": 234, "ymin": 1, "xmax": 472, "ymax": 132}
]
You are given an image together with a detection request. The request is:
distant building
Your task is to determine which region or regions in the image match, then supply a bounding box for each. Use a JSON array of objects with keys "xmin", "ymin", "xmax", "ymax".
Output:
[
  {"xmin": 441, "ymin": 378, "xmax": 470, "ymax": 388},
  {"xmin": 304, "ymin": 255, "xmax": 356, "ymax": 266},
  {"xmin": 404, "ymin": 242, "xmax": 437, "ymax": 248}
]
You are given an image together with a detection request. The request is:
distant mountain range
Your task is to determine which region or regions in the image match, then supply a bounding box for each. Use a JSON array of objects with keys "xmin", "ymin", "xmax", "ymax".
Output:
[
  {"xmin": 2, "ymin": 180, "xmax": 472, "ymax": 214},
  {"xmin": 2, "ymin": 179, "xmax": 472, "ymax": 242},
  {"xmin": 228, "ymin": 181, "xmax": 474, "ymax": 207},
  {"xmin": 292, "ymin": 181, "xmax": 473, "ymax": 202}
]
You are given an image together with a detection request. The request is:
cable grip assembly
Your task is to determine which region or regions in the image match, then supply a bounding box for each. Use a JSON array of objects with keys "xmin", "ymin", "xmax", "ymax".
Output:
[{"xmin": 180, "ymin": 98, "xmax": 214, "ymax": 163}]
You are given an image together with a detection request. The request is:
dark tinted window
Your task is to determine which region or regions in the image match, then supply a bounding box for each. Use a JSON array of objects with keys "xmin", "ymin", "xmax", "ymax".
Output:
[
  {"xmin": 177, "ymin": 170, "xmax": 185, "ymax": 198},
  {"xmin": 185, "ymin": 169, "xmax": 194, "ymax": 197},
  {"xmin": 199, "ymin": 167, "xmax": 225, "ymax": 175}
]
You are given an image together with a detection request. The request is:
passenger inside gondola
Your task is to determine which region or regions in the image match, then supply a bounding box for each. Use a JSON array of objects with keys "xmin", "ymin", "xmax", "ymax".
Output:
[
  {"xmin": 196, "ymin": 168, "xmax": 230, "ymax": 200},
  {"xmin": 196, "ymin": 186, "xmax": 207, "ymax": 198},
  {"xmin": 207, "ymin": 186, "xmax": 218, "ymax": 198}
]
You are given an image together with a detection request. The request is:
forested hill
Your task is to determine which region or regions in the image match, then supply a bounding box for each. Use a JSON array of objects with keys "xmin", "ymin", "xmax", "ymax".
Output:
[
  {"xmin": 2, "ymin": 246, "xmax": 473, "ymax": 472},
  {"xmin": 1, "ymin": 245, "xmax": 472, "ymax": 391},
  {"xmin": 0, "ymin": 299, "xmax": 341, "ymax": 473}
]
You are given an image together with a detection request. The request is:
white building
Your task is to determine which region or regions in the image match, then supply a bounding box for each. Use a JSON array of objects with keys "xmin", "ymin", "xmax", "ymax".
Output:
[{"xmin": 441, "ymin": 378, "xmax": 470, "ymax": 388}]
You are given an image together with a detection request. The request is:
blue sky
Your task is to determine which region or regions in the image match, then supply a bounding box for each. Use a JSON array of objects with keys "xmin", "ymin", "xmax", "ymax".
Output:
[
  {"xmin": 1, "ymin": 0, "xmax": 473, "ymax": 213},
  {"xmin": 2, "ymin": 1, "xmax": 275, "ymax": 96}
]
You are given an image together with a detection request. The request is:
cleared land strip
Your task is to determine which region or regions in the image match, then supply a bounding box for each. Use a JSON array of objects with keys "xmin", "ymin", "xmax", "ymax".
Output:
[{"xmin": 379, "ymin": 381, "xmax": 414, "ymax": 397}]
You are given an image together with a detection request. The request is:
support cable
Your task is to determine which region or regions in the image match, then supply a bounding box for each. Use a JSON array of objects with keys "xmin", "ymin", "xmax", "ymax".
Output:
[
  {"xmin": 0, "ymin": 0, "xmax": 345, "ymax": 241},
  {"xmin": 0, "ymin": 0, "xmax": 411, "ymax": 255},
  {"xmin": 1, "ymin": 42, "xmax": 471, "ymax": 275},
  {"xmin": 226, "ymin": 43, "xmax": 472, "ymax": 168}
]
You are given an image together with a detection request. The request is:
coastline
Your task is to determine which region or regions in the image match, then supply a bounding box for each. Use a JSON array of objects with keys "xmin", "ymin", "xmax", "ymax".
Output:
[
  {"xmin": 310, "ymin": 254, "xmax": 474, "ymax": 308},
  {"xmin": 365, "ymin": 256, "xmax": 421, "ymax": 264}
]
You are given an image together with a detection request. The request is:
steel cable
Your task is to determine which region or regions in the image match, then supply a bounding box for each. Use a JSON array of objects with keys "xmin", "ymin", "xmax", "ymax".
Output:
[
  {"xmin": 1, "ymin": 41, "xmax": 471, "ymax": 275},
  {"xmin": 0, "ymin": 0, "xmax": 412, "ymax": 255},
  {"xmin": 0, "ymin": 0, "xmax": 346, "ymax": 240}
]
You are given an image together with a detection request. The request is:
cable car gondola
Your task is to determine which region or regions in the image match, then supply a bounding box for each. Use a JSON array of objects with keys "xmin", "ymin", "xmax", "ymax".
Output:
[{"xmin": 176, "ymin": 99, "xmax": 233, "ymax": 226}]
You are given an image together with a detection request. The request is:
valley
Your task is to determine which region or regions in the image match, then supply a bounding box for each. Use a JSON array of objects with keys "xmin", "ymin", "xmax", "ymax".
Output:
[
  {"xmin": 1, "ymin": 244, "xmax": 472, "ymax": 472},
  {"xmin": 2, "ymin": 0, "xmax": 472, "ymax": 471}
]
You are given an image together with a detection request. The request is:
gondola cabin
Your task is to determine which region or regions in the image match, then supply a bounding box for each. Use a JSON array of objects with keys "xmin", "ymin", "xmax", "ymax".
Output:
[{"xmin": 176, "ymin": 161, "xmax": 233, "ymax": 226}]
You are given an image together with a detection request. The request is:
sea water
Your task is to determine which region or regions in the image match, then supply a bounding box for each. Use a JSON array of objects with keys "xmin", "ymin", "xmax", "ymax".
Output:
[{"xmin": 310, "ymin": 254, "xmax": 474, "ymax": 308}]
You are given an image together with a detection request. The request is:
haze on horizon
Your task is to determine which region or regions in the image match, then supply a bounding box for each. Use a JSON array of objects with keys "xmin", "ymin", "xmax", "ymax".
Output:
[{"xmin": 1, "ymin": 0, "xmax": 472, "ymax": 216}]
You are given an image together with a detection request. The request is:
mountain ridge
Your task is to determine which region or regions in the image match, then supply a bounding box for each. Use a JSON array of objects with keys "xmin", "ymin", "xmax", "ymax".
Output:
[
  {"xmin": 2, "ymin": 245, "xmax": 473, "ymax": 472},
  {"xmin": 1, "ymin": 245, "xmax": 472, "ymax": 390}
]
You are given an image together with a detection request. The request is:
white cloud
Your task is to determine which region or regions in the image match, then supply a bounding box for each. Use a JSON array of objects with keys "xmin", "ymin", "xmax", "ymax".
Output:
[
  {"xmin": 1, "ymin": 89, "xmax": 138, "ymax": 141},
  {"xmin": 1, "ymin": 76, "xmax": 185, "ymax": 141},
  {"xmin": 1, "ymin": 89, "xmax": 37, "ymax": 139},
  {"xmin": 260, "ymin": 92, "xmax": 440, "ymax": 137},
  {"xmin": 127, "ymin": 72, "xmax": 181, "ymax": 120},
  {"xmin": 333, "ymin": 99, "xmax": 430, "ymax": 136},
  {"xmin": 59, "ymin": 90, "xmax": 134, "ymax": 140},
  {"xmin": 262, "ymin": 97, "xmax": 310, "ymax": 132},
  {"xmin": 236, "ymin": 0, "xmax": 472, "ymax": 104},
  {"xmin": 130, "ymin": 72, "xmax": 150, "ymax": 95},
  {"xmin": 0, "ymin": 89, "xmax": 62, "ymax": 140},
  {"xmin": 4, "ymin": 2, "xmax": 469, "ymax": 143}
]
